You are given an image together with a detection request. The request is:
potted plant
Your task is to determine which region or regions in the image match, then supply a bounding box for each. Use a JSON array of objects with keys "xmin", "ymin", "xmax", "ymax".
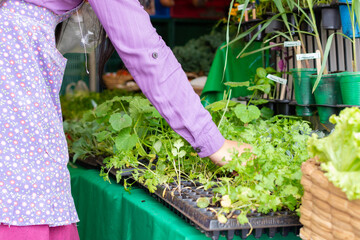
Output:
[{"xmin": 313, "ymin": 0, "xmax": 360, "ymax": 106}]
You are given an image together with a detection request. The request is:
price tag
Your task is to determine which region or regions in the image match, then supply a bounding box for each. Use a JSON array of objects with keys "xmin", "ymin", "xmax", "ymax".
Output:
[
  {"xmin": 267, "ymin": 74, "xmax": 287, "ymax": 85},
  {"xmin": 237, "ymin": 4, "xmax": 252, "ymax": 11},
  {"xmin": 284, "ymin": 41, "xmax": 301, "ymax": 47},
  {"xmin": 296, "ymin": 52, "xmax": 321, "ymax": 61}
]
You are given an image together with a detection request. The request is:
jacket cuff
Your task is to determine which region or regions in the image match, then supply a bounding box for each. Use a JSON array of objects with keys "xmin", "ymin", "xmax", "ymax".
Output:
[{"xmin": 193, "ymin": 123, "xmax": 225, "ymax": 158}]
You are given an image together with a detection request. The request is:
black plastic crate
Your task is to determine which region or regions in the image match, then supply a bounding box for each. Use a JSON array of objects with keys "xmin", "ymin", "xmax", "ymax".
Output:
[{"xmin": 144, "ymin": 180, "xmax": 301, "ymax": 240}]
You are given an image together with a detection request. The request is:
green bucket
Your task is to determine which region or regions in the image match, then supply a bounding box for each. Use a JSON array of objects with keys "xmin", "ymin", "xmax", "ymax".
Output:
[
  {"xmin": 340, "ymin": 72, "xmax": 360, "ymax": 105},
  {"xmin": 310, "ymin": 73, "xmax": 343, "ymax": 123},
  {"xmin": 291, "ymin": 68, "xmax": 317, "ymax": 116}
]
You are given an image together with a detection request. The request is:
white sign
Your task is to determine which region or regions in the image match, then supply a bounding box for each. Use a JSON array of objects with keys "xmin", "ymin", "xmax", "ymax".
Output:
[
  {"xmin": 296, "ymin": 52, "xmax": 321, "ymax": 61},
  {"xmin": 237, "ymin": 4, "xmax": 252, "ymax": 11},
  {"xmin": 284, "ymin": 41, "xmax": 301, "ymax": 47},
  {"xmin": 267, "ymin": 74, "xmax": 287, "ymax": 85}
]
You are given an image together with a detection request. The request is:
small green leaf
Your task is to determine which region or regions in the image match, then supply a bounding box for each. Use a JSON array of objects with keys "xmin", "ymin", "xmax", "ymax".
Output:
[
  {"xmin": 82, "ymin": 110, "xmax": 95, "ymax": 121},
  {"xmin": 136, "ymin": 143, "xmax": 147, "ymax": 157},
  {"xmin": 153, "ymin": 140, "xmax": 162, "ymax": 153},
  {"xmin": 109, "ymin": 113, "xmax": 132, "ymax": 132},
  {"xmin": 248, "ymin": 84, "xmax": 271, "ymax": 94},
  {"xmin": 217, "ymin": 214, "xmax": 228, "ymax": 224},
  {"xmin": 178, "ymin": 150, "xmax": 186, "ymax": 158},
  {"xmin": 261, "ymin": 107, "xmax": 274, "ymax": 119},
  {"xmin": 174, "ymin": 139, "xmax": 184, "ymax": 150},
  {"xmin": 95, "ymin": 102, "xmax": 112, "ymax": 117},
  {"xmin": 237, "ymin": 211, "xmax": 249, "ymax": 225},
  {"xmin": 256, "ymin": 67, "xmax": 267, "ymax": 78},
  {"xmin": 234, "ymin": 104, "xmax": 261, "ymax": 123},
  {"xmin": 114, "ymin": 131, "xmax": 137, "ymax": 151},
  {"xmin": 197, "ymin": 197, "xmax": 210, "ymax": 208},
  {"xmin": 93, "ymin": 131, "xmax": 109, "ymax": 142},
  {"xmin": 205, "ymin": 100, "xmax": 236, "ymax": 111},
  {"xmin": 224, "ymin": 81, "xmax": 250, "ymax": 88},
  {"xmin": 250, "ymin": 99, "xmax": 268, "ymax": 105},
  {"xmin": 171, "ymin": 148, "xmax": 178, "ymax": 157},
  {"xmin": 265, "ymin": 67, "xmax": 277, "ymax": 73}
]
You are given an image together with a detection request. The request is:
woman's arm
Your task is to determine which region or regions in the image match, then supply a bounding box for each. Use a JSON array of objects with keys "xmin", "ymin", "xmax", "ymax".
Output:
[{"xmin": 87, "ymin": 0, "xmax": 225, "ymax": 158}]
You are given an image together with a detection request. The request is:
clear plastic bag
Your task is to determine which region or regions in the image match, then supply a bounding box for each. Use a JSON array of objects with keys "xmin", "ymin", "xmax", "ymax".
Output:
[{"xmin": 56, "ymin": 3, "xmax": 102, "ymax": 54}]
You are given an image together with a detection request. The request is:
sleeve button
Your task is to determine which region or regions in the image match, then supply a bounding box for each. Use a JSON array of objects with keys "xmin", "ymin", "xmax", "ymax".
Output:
[
  {"xmin": 152, "ymin": 52, "xmax": 158, "ymax": 59},
  {"xmin": 195, "ymin": 147, "xmax": 201, "ymax": 153}
]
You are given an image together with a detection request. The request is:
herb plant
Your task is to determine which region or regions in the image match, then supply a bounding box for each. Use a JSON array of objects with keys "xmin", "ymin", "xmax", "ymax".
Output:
[{"xmin": 64, "ymin": 90, "xmax": 312, "ymax": 225}]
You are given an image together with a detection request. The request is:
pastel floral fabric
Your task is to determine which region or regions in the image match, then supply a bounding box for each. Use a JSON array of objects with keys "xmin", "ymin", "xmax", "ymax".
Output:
[{"xmin": 0, "ymin": 0, "xmax": 81, "ymax": 226}]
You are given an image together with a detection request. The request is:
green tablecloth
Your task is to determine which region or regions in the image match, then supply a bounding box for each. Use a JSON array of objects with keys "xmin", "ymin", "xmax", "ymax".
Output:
[
  {"xmin": 69, "ymin": 165, "xmax": 300, "ymax": 240},
  {"xmin": 201, "ymin": 41, "xmax": 265, "ymax": 106}
]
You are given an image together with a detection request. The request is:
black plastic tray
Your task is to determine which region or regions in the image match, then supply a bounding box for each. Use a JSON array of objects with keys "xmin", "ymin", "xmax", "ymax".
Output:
[{"xmin": 144, "ymin": 180, "xmax": 301, "ymax": 240}]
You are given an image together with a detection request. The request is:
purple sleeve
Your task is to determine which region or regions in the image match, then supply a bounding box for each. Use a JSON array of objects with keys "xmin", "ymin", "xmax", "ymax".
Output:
[{"xmin": 87, "ymin": 0, "xmax": 225, "ymax": 157}]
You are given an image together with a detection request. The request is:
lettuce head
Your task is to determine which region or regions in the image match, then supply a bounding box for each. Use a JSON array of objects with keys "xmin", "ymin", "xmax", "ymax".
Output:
[{"xmin": 308, "ymin": 107, "xmax": 360, "ymax": 200}]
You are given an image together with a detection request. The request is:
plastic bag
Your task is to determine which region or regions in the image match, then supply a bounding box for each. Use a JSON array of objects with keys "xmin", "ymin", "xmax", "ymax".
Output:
[{"xmin": 56, "ymin": 3, "xmax": 101, "ymax": 54}]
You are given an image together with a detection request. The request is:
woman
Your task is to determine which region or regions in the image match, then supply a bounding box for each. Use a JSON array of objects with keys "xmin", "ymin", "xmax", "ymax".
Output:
[{"xmin": 0, "ymin": 0, "xmax": 251, "ymax": 239}]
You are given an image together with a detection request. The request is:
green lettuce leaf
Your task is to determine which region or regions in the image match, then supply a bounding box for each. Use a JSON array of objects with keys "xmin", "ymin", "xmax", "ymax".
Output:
[{"xmin": 307, "ymin": 107, "xmax": 360, "ymax": 200}]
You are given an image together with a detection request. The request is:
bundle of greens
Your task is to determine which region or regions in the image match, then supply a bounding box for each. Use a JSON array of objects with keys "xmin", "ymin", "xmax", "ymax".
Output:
[{"xmin": 308, "ymin": 107, "xmax": 360, "ymax": 200}]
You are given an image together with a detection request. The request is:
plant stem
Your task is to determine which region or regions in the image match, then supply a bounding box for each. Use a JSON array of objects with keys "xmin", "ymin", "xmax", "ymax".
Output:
[{"xmin": 218, "ymin": 89, "xmax": 232, "ymax": 128}]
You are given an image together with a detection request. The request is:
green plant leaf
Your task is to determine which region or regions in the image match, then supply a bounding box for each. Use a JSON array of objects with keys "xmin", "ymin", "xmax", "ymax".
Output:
[
  {"xmin": 224, "ymin": 81, "xmax": 250, "ymax": 88},
  {"xmin": 250, "ymin": 99, "xmax": 269, "ymax": 105},
  {"xmin": 196, "ymin": 197, "xmax": 210, "ymax": 208},
  {"xmin": 256, "ymin": 67, "xmax": 267, "ymax": 79},
  {"xmin": 205, "ymin": 100, "xmax": 236, "ymax": 112},
  {"xmin": 261, "ymin": 107, "xmax": 274, "ymax": 119},
  {"xmin": 114, "ymin": 131, "xmax": 138, "ymax": 151},
  {"xmin": 248, "ymin": 84, "xmax": 271, "ymax": 94},
  {"xmin": 237, "ymin": 211, "xmax": 249, "ymax": 225},
  {"xmin": 234, "ymin": 104, "xmax": 261, "ymax": 123},
  {"xmin": 95, "ymin": 102, "xmax": 112, "ymax": 117},
  {"xmin": 93, "ymin": 131, "xmax": 109, "ymax": 142},
  {"xmin": 109, "ymin": 113, "xmax": 132, "ymax": 132},
  {"xmin": 153, "ymin": 140, "xmax": 162, "ymax": 153},
  {"xmin": 174, "ymin": 139, "xmax": 184, "ymax": 150}
]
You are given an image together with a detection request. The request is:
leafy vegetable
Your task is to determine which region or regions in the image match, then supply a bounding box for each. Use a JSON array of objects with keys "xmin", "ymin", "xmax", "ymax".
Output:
[{"xmin": 308, "ymin": 107, "xmax": 360, "ymax": 200}]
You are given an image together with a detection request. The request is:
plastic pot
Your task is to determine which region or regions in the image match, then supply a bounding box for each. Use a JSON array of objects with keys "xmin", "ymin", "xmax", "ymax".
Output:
[
  {"xmin": 264, "ymin": 13, "xmax": 283, "ymax": 34},
  {"xmin": 310, "ymin": 73, "xmax": 343, "ymax": 123},
  {"xmin": 340, "ymin": 71, "xmax": 360, "ymax": 105},
  {"xmin": 321, "ymin": 6, "xmax": 341, "ymax": 30},
  {"xmin": 338, "ymin": 0, "xmax": 360, "ymax": 38},
  {"xmin": 242, "ymin": 19, "xmax": 264, "ymax": 42},
  {"xmin": 275, "ymin": 100, "xmax": 294, "ymax": 116},
  {"xmin": 291, "ymin": 68, "xmax": 317, "ymax": 116}
]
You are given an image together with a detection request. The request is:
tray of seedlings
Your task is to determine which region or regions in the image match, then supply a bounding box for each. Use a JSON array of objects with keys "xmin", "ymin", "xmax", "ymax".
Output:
[
  {"xmin": 63, "ymin": 94, "xmax": 312, "ymax": 239},
  {"xmin": 144, "ymin": 180, "xmax": 301, "ymax": 240}
]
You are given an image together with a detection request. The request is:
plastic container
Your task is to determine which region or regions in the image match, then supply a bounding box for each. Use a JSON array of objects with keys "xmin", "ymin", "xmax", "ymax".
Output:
[
  {"xmin": 338, "ymin": 0, "xmax": 360, "ymax": 38},
  {"xmin": 321, "ymin": 6, "xmax": 341, "ymax": 30},
  {"xmin": 310, "ymin": 73, "xmax": 343, "ymax": 123},
  {"xmin": 291, "ymin": 68, "xmax": 317, "ymax": 116},
  {"xmin": 340, "ymin": 71, "xmax": 360, "ymax": 105}
]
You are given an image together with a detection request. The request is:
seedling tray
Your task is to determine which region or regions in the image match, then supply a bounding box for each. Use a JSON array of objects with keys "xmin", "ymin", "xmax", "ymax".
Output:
[{"xmin": 144, "ymin": 180, "xmax": 301, "ymax": 240}]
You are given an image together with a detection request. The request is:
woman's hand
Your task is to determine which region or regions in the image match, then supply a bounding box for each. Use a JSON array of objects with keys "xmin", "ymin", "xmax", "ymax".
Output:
[{"xmin": 208, "ymin": 140, "xmax": 252, "ymax": 166}]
